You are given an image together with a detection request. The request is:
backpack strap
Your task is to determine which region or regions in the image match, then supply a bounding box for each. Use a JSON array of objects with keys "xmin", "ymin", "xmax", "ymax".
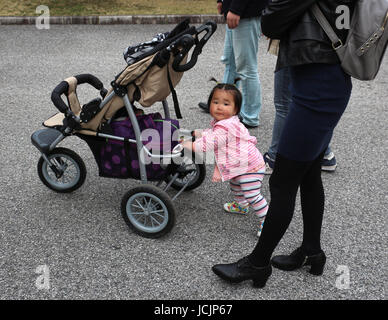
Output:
[
  {"xmin": 311, "ymin": 4, "xmax": 345, "ymax": 58},
  {"xmin": 166, "ymin": 63, "xmax": 182, "ymax": 119}
]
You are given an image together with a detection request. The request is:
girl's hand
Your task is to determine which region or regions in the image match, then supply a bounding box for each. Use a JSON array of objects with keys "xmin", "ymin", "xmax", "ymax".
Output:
[
  {"xmin": 181, "ymin": 140, "xmax": 193, "ymax": 151},
  {"xmin": 192, "ymin": 130, "xmax": 203, "ymax": 138},
  {"xmin": 226, "ymin": 11, "xmax": 240, "ymax": 29}
]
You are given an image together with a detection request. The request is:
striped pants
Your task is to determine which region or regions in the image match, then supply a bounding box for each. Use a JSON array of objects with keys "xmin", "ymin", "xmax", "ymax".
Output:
[{"xmin": 229, "ymin": 167, "xmax": 268, "ymax": 218}]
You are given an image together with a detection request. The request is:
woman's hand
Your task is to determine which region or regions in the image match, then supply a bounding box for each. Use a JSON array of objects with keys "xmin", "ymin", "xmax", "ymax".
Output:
[
  {"xmin": 217, "ymin": 2, "xmax": 222, "ymax": 14},
  {"xmin": 226, "ymin": 11, "xmax": 240, "ymax": 29}
]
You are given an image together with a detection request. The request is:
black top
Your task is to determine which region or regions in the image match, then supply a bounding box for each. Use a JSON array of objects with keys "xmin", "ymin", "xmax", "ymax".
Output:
[
  {"xmin": 217, "ymin": 0, "xmax": 269, "ymax": 19},
  {"xmin": 261, "ymin": 0, "xmax": 356, "ymax": 70}
]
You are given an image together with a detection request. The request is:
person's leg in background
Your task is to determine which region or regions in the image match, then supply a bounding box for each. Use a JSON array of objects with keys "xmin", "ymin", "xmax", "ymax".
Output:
[
  {"xmin": 221, "ymin": 25, "xmax": 237, "ymax": 84},
  {"xmin": 264, "ymin": 67, "xmax": 292, "ymax": 174},
  {"xmin": 322, "ymin": 145, "xmax": 337, "ymax": 172},
  {"xmin": 231, "ymin": 17, "xmax": 262, "ymax": 127}
]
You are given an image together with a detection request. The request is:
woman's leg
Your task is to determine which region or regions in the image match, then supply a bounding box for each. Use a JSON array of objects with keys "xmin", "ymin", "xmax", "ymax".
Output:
[
  {"xmin": 248, "ymin": 154, "xmax": 312, "ymax": 266},
  {"xmin": 212, "ymin": 64, "xmax": 352, "ymax": 285},
  {"xmin": 300, "ymin": 152, "xmax": 325, "ymax": 255},
  {"xmin": 248, "ymin": 64, "xmax": 352, "ymax": 267}
]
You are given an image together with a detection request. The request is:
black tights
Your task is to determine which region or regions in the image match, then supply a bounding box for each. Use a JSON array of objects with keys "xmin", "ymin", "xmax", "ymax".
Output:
[{"xmin": 248, "ymin": 152, "xmax": 325, "ymax": 267}]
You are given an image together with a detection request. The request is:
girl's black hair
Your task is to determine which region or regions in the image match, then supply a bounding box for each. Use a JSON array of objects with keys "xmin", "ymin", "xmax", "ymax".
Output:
[{"xmin": 207, "ymin": 77, "xmax": 242, "ymax": 115}]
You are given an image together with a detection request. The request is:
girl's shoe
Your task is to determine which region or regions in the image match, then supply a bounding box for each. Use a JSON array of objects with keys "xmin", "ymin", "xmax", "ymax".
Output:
[
  {"xmin": 223, "ymin": 201, "xmax": 249, "ymax": 215},
  {"xmin": 212, "ymin": 257, "xmax": 272, "ymax": 288},
  {"xmin": 257, "ymin": 218, "xmax": 265, "ymax": 237},
  {"xmin": 271, "ymin": 247, "xmax": 326, "ymax": 276}
]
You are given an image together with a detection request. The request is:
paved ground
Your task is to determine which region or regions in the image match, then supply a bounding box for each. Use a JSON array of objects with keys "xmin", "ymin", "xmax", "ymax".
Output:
[{"xmin": 0, "ymin": 24, "xmax": 387, "ymax": 300}]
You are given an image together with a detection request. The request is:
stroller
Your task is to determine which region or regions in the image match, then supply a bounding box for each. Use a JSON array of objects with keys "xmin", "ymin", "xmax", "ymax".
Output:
[{"xmin": 31, "ymin": 19, "xmax": 217, "ymax": 238}]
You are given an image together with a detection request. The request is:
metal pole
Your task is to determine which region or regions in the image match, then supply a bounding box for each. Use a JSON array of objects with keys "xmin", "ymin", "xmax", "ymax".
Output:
[{"xmin": 123, "ymin": 94, "xmax": 148, "ymax": 183}]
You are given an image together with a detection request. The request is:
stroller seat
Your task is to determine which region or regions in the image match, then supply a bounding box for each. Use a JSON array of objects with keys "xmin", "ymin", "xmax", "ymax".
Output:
[{"xmin": 45, "ymin": 19, "xmax": 217, "ymax": 135}]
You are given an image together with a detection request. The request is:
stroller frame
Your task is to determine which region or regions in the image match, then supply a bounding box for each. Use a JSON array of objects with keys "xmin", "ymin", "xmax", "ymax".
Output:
[
  {"xmin": 31, "ymin": 20, "xmax": 216, "ymax": 238},
  {"xmin": 83, "ymin": 91, "xmax": 193, "ymax": 200},
  {"xmin": 38, "ymin": 91, "xmax": 194, "ymax": 199}
]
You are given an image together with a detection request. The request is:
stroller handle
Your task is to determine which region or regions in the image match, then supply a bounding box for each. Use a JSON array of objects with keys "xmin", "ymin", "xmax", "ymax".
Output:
[
  {"xmin": 172, "ymin": 21, "xmax": 217, "ymax": 72},
  {"xmin": 74, "ymin": 74, "xmax": 104, "ymax": 90},
  {"xmin": 51, "ymin": 74, "xmax": 106, "ymax": 114}
]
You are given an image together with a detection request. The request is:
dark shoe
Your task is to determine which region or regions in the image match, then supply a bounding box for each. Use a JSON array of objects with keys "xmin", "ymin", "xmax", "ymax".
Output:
[
  {"xmin": 241, "ymin": 121, "xmax": 258, "ymax": 129},
  {"xmin": 263, "ymin": 152, "xmax": 275, "ymax": 175},
  {"xmin": 321, "ymin": 152, "xmax": 337, "ymax": 172},
  {"xmin": 198, "ymin": 102, "xmax": 209, "ymax": 113},
  {"xmin": 271, "ymin": 247, "xmax": 326, "ymax": 276},
  {"xmin": 212, "ymin": 257, "xmax": 272, "ymax": 288}
]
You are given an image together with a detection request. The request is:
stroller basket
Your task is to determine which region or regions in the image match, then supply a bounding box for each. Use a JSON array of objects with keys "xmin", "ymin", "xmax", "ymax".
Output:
[{"xmin": 81, "ymin": 112, "xmax": 180, "ymax": 181}]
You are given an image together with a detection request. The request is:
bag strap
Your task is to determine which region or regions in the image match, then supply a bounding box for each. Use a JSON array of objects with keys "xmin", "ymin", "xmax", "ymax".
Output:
[
  {"xmin": 311, "ymin": 4, "xmax": 345, "ymax": 55},
  {"xmin": 166, "ymin": 63, "xmax": 182, "ymax": 119}
]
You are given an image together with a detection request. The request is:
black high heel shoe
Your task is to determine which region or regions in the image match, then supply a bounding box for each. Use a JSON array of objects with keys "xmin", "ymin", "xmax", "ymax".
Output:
[
  {"xmin": 271, "ymin": 247, "xmax": 326, "ymax": 276},
  {"xmin": 212, "ymin": 257, "xmax": 272, "ymax": 288}
]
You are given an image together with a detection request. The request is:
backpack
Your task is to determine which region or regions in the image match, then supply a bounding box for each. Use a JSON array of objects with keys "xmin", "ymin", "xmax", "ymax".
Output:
[
  {"xmin": 123, "ymin": 32, "xmax": 169, "ymax": 65},
  {"xmin": 312, "ymin": 0, "xmax": 388, "ymax": 81}
]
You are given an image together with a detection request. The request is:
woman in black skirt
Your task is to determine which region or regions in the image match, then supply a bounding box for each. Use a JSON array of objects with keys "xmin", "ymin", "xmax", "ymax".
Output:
[{"xmin": 212, "ymin": 0, "xmax": 356, "ymax": 288}]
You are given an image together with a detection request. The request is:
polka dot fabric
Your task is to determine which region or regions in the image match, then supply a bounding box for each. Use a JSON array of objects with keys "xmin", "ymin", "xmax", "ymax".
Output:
[{"xmin": 99, "ymin": 112, "xmax": 179, "ymax": 181}]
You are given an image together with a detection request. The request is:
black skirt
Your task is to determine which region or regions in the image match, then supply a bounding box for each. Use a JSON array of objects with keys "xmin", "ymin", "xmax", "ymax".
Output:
[{"xmin": 278, "ymin": 63, "xmax": 352, "ymax": 162}]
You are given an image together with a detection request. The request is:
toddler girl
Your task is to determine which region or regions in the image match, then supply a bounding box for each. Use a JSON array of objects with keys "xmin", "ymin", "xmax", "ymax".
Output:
[{"xmin": 182, "ymin": 79, "xmax": 268, "ymax": 236}]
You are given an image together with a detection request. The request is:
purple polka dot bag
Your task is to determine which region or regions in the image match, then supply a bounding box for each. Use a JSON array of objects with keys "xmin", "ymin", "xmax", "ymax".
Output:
[{"xmin": 100, "ymin": 112, "xmax": 179, "ymax": 180}]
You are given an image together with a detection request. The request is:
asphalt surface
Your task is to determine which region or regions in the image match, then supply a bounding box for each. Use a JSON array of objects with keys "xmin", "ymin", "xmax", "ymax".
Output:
[{"xmin": 0, "ymin": 24, "xmax": 387, "ymax": 300}]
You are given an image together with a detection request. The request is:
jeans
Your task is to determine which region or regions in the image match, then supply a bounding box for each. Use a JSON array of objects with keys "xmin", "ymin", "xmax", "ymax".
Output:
[
  {"xmin": 221, "ymin": 17, "xmax": 262, "ymax": 127},
  {"xmin": 268, "ymin": 67, "xmax": 332, "ymax": 161}
]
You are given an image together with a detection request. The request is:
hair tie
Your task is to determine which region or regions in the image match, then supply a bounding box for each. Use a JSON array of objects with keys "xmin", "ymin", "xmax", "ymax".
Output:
[
  {"xmin": 209, "ymin": 77, "xmax": 240, "ymax": 87},
  {"xmin": 209, "ymin": 77, "xmax": 219, "ymax": 84},
  {"xmin": 233, "ymin": 78, "xmax": 241, "ymax": 85}
]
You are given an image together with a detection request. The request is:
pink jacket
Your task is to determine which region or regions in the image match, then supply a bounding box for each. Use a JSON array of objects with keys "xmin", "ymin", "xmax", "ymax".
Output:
[{"xmin": 193, "ymin": 115, "xmax": 265, "ymax": 182}]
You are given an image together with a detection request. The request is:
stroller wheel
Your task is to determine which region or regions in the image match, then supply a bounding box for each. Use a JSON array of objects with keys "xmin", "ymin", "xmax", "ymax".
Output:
[
  {"xmin": 165, "ymin": 151, "xmax": 206, "ymax": 191},
  {"xmin": 121, "ymin": 184, "xmax": 175, "ymax": 238},
  {"xmin": 37, "ymin": 147, "xmax": 86, "ymax": 193}
]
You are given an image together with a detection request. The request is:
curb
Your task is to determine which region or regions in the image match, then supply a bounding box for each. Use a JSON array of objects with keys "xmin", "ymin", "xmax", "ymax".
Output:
[{"xmin": 0, "ymin": 14, "xmax": 225, "ymax": 25}]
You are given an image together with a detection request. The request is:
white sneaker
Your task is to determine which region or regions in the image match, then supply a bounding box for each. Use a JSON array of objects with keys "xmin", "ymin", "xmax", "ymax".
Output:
[{"xmin": 321, "ymin": 152, "xmax": 337, "ymax": 172}]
